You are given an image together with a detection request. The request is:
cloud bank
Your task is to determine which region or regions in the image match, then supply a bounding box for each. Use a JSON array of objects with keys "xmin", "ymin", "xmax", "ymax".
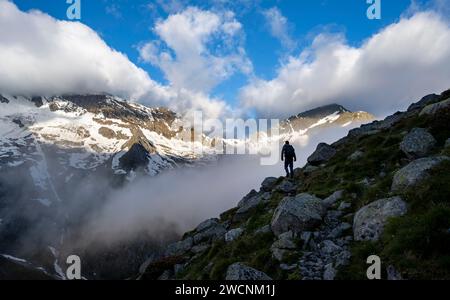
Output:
[
  {"xmin": 240, "ymin": 12, "xmax": 450, "ymax": 118},
  {"xmin": 0, "ymin": 0, "xmax": 227, "ymax": 119}
]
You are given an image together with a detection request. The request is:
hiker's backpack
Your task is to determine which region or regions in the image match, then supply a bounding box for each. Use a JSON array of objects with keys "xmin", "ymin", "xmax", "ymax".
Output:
[{"xmin": 284, "ymin": 145, "xmax": 295, "ymax": 158}]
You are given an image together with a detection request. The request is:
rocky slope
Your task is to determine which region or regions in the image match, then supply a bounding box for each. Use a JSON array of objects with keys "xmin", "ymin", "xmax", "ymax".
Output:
[{"xmin": 139, "ymin": 89, "xmax": 450, "ymax": 280}]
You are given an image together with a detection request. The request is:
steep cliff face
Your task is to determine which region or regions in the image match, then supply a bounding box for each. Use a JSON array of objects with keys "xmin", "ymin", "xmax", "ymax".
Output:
[{"xmin": 140, "ymin": 89, "xmax": 450, "ymax": 280}]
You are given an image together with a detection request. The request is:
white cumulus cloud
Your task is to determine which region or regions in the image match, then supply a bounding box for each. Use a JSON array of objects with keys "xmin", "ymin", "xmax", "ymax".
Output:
[
  {"xmin": 0, "ymin": 0, "xmax": 228, "ymax": 119},
  {"xmin": 138, "ymin": 7, "xmax": 253, "ymax": 93},
  {"xmin": 240, "ymin": 11, "xmax": 450, "ymax": 118}
]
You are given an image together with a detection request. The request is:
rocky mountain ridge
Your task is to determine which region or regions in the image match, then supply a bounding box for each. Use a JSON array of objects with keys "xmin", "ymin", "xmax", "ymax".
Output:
[{"xmin": 138, "ymin": 89, "xmax": 450, "ymax": 280}]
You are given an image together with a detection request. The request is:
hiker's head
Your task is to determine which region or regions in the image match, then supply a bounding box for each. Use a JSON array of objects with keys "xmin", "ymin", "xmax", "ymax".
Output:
[{"xmin": 285, "ymin": 141, "xmax": 290, "ymax": 145}]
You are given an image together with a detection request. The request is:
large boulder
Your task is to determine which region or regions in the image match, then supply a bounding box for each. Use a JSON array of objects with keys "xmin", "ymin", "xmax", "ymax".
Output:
[
  {"xmin": 400, "ymin": 128, "xmax": 436, "ymax": 158},
  {"xmin": 165, "ymin": 237, "xmax": 193, "ymax": 257},
  {"xmin": 391, "ymin": 156, "xmax": 449, "ymax": 192},
  {"xmin": 193, "ymin": 219, "xmax": 226, "ymax": 244},
  {"xmin": 225, "ymin": 263, "xmax": 272, "ymax": 280},
  {"xmin": 420, "ymin": 98, "xmax": 450, "ymax": 116},
  {"xmin": 261, "ymin": 177, "xmax": 278, "ymax": 192},
  {"xmin": 271, "ymin": 193, "xmax": 325, "ymax": 236},
  {"xmin": 353, "ymin": 197, "xmax": 407, "ymax": 241},
  {"xmin": 235, "ymin": 192, "xmax": 270, "ymax": 220},
  {"xmin": 307, "ymin": 143, "xmax": 336, "ymax": 165}
]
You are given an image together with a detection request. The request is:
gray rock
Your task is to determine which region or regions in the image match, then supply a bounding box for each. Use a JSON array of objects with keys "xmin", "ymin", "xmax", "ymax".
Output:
[
  {"xmin": 328, "ymin": 222, "xmax": 352, "ymax": 239},
  {"xmin": 303, "ymin": 164, "xmax": 319, "ymax": 174},
  {"xmin": 271, "ymin": 233, "xmax": 297, "ymax": 261},
  {"xmin": 235, "ymin": 195, "xmax": 263, "ymax": 216},
  {"xmin": 335, "ymin": 250, "xmax": 352, "ymax": 268},
  {"xmin": 271, "ymin": 193, "xmax": 325, "ymax": 236},
  {"xmin": 226, "ymin": 263, "xmax": 272, "ymax": 280},
  {"xmin": 196, "ymin": 218, "xmax": 220, "ymax": 232},
  {"xmin": 322, "ymin": 190, "xmax": 344, "ymax": 208},
  {"xmin": 320, "ymin": 240, "xmax": 341, "ymax": 255},
  {"xmin": 225, "ymin": 228, "xmax": 244, "ymax": 243},
  {"xmin": 323, "ymin": 263, "xmax": 336, "ymax": 280},
  {"xmin": 158, "ymin": 269, "xmax": 174, "ymax": 280},
  {"xmin": 193, "ymin": 223, "xmax": 227, "ymax": 244},
  {"xmin": 165, "ymin": 237, "xmax": 193, "ymax": 257},
  {"xmin": 191, "ymin": 244, "xmax": 210, "ymax": 254},
  {"xmin": 237, "ymin": 190, "xmax": 258, "ymax": 208},
  {"xmin": 261, "ymin": 177, "xmax": 278, "ymax": 192},
  {"xmin": 445, "ymin": 138, "xmax": 450, "ymax": 148},
  {"xmin": 338, "ymin": 202, "xmax": 352, "ymax": 211},
  {"xmin": 353, "ymin": 197, "xmax": 408, "ymax": 241},
  {"xmin": 280, "ymin": 264, "xmax": 297, "ymax": 271},
  {"xmin": 348, "ymin": 150, "xmax": 364, "ymax": 161},
  {"xmin": 254, "ymin": 225, "xmax": 271, "ymax": 235},
  {"xmin": 300, "ymin": 231, "xmax": 312, "ymax": 243},
  {"xmin": 420, "ymin": 98, "xmax": 450, "ymax": 116},
  {"xmin": 400, "ymin": 128, "xmax": 436, "ymax": 158},
  {"xmin": 408, "ymin": 94, "xmax": 439, "ymax": 111},
  {"xmin": 307, "ymin": 143, "xmax": 337, "ymax": 165},
  {"xmin": 387, "ymin": 265, "xmax": 403, "ymax": 280},
  {"xmin": 391, "ymin": 156, "xmax": 449, "ymax": 192},
  {"xmin": 276, "ymin": 179, "xmax": 297, "ymax": 194}
]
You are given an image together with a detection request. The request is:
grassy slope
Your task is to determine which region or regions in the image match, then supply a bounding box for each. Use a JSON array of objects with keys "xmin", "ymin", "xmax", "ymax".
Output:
[{"xmin": 161, "ymin": 93, "xmax": 450, "ymax": 280}]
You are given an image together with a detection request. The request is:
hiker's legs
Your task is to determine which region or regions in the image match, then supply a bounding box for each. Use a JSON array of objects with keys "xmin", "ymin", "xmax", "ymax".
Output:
[
  {"xmin": 289, "ymin": 161, "xmax": 294, "ymax": 178},
  {"xmin": 284, "ymin": 160, "xmax": 290, "ymax": 176}
]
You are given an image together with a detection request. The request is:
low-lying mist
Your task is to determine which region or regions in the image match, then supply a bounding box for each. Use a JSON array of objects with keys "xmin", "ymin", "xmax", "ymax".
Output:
[{"xmin": 76, "ymin": 125, "xmax": 355, "ymax": 248}]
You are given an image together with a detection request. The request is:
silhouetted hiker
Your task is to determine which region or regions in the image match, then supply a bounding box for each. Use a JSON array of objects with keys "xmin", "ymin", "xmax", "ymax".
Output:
[{"xmin": 281, "ymin": 141, "xmax": 296, "ymax": 178}]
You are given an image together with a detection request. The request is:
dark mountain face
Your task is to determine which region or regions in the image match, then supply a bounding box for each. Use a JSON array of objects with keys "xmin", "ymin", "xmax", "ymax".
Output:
[{"xmin": 294, "ymin": 104, "xmax": 350, "ymax": 120}]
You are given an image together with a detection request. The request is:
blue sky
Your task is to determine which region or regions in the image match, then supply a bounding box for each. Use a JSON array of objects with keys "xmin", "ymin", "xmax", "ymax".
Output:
[
  {"xmin": 12, "ymin": 0, "xmax": 415, "ymax": 104},
  {"xmin": 3, "ymin": 0, "xmax": 450, "ymax": 118}
]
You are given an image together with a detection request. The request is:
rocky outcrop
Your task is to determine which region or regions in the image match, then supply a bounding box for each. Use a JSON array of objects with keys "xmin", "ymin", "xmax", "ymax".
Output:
[
  {"xmin": 353, "ymin": 197, "xmax": 408, "ymax": 241},
  {"xmin": 165, "ymin": 237, "xmax": 194, "ymax": 257},
  {"xmin": 119, "ymin": 143, "xmax": 150, "ymax": 172},
  {"xmin": 307, "ymin": 143, "xmax": 336, "ymax": 165},
  {"xmin": 225, "ymin": 263, "xmax": 272, "ymax": 280},
  {"xmin": 391, "ymin": 156, "xmax": 449, "ymax": 192},
  {"xmin": 271, "ymin": 193, "xmax": 325, "ymax": 236},
  {"xmin": 0, "ymin": 94, "xmax": 9, "ymax": 103},
  {"xmin": 420, "ymin": 98, "xmax": 450, "ymax": 116},
  {"xmin": 270, "ymin": 231, "xmax": 297, "ymax": 261},
  {"xmin": 261, "ymin": 177, "xmax": 278, "ymax": 192},
  {"xmin": 400, "ymin": 128, "xmax": 436, "ymax": 158}
]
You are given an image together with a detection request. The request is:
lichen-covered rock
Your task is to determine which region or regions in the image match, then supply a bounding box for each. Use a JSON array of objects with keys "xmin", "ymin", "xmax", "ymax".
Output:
[
  {"xmin": 225, "ymin": 263, "xmax": 272, "ymax": 280},
  {"xmin": 353, "ymin": 197, "xmax": 407, "ymax": 241},
  {"xmin": 307, "ymin": 143, "xmax": 336, "ymax": 165},
  {"xmin": 400, "ymin": 128, "xmax": 436, "ymax": 158},
  {"xmin": 225, "ymin": 228, "xmax": 244, "ymax": 243},
  {"xmin": 391, "ymin": 156, "xmax": 449, "ymax": 192},
  {"xmin": 323, "ymin": 263, "xmax": 336, "ymax": 280},
  {"xmin": 271, "ymin": 193, "xmax": 325, "ymax": 236},
  {"xmin": 419, "ymin": 98, "xmax": 450, "ymax": 116}
]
